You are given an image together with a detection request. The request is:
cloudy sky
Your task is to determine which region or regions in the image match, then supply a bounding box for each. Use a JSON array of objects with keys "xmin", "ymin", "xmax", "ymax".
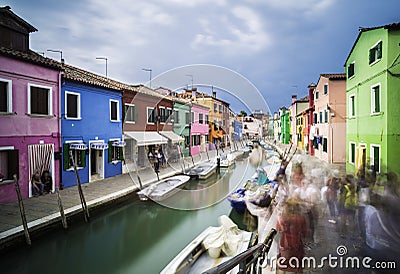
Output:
[{"xmin": 3, "ymin": 0, "xmax": 399, "ymax": 113}]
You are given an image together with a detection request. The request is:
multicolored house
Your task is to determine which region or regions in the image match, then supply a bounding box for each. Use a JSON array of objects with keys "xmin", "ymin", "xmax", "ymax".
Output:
[
  {"xmin": 190, "ymin": 102, "xmax": 209, "ymax": 156},
  {"xmin": 61, "ymin": 64, "xmax": 124, "ymax": 187},
  {"xmin": 345, "ymin": 22, "xmax": 400, "ymax": 177},
  {"xmin": 172, "ymin": 97, "xmax": 191, "ymax": 157},
  {"xmin": 0, "ymin": 6, "xmax": 63, "ymax": 203}
]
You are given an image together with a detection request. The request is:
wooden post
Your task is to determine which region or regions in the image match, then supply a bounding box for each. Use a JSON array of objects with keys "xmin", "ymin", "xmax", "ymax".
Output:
[
  {"xmin": 14, "ymin": 175, "xmax": 31, "ymax": 245},
  {"xmin": 205, "ymin": 144, "xmax": 210, "ymax": 161},
  {"xmin": 69, "ymin": 150, "xmax": 90, "ymax": 222},
  {"xmin": 56, "ymin": 187, "xmax": 68, "ymax": 229}
]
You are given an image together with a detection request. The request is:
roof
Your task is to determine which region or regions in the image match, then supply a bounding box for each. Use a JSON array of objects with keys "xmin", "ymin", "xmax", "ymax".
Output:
[
  {"xmin": 344, "ymin": 22, "xmax": 400, "ymax": 65},
  {"xmin": 0, "ymin": 46, "xmax": 63, "ymax": 70},
  {"xmin": 320, "ymin": 73, "xmax": 346, "ymax": 80},
  {"xmin": 0, "ymin": 6, "xmax": 37, "ymax": 34}
]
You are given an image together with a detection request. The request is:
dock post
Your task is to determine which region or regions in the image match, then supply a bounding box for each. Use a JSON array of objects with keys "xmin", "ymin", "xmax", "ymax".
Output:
[
  {"xmin": 69, "ymin": 150, "xmax": 90, "ymax": 222},
  {"xmin": 205, "ymin": 144, "xmax": 210, "ymax": 161},
  {"xmin": 14, "ymin": 175, "xmax": 31, "ymax": 245},
  {"xmin": 56, "ymin": 187, "xmax": 68, "ymax": 229}
]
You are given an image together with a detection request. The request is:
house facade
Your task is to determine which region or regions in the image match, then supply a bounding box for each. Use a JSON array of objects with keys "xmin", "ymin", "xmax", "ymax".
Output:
[
  {"xmin": 0, "ymin": 6, "xmax": 63, "ymax": 203},
  {"xmin": 279, "ymin": 107, "xmax": 290, "ymax": 144},
  {"xmin": 61, "ymin": 65, "xmax": 123, "ymax": 188},
  {"xmin": 172, "ymin": 98, "xmax": 191, "ymax": 157},
  {"xmin": 190, "ymin": 103, "xmax": 209, "ymax": 156},
  {"xmin": 345, "ymin": 23, "xmax": 400, "ymax": 176},
  {"xmin": 313, "ymin": 74, "xmax": 346, "ymax": 164}
]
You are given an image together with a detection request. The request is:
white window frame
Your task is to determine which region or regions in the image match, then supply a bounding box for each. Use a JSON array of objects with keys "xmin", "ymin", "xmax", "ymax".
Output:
[
  {"xmin": 27, "ymin": 83, "xmax": 53, "ymax": 115},
  {"xmin": 65, "ymin": 140, "xmax": 85, "ymax": 171},
  {"xmin": 166, "ymin": 107, "xmax": 173, "ymax": 124},
  {"xmin": 369, "ymin": 40, "xmax": 382, "ymax": 66},
  {"xmin": 349, "ymin": 94, "xmax": 356, "ymax": 118},
  {"xmin": 348, "ymin": 61, "xmax": 355, "ymax": 80},
  {"xmin": 323, "ymin": 83, "xmax": 328, "ymax": 95},
  {"xmin": 109, "ymin": 137, "xmax": 121, "ymax": 164},
  {"xmin": 0, "ymin": 78, "xmax": 12, "ymax": 113},
  {"xmin": 158, "ymin": 106, "xmax": 166, "ymax": 124},
  {"xmin": 124, "ymin": 103, "xmax": 136, "ymax": 124},
  {"xmin": 370, "ymin": 144, "xmax": 381, "ymax": 173},
  {"xmin": 370, "ymin": 83, "xmax": 381, "ymax": 115},
  {"xmin": 349, "ymin": 142, "xmax": 356, "ymax": 165},
  {"xmin": 65, "ymin": 91, "xmax": 81, "ymax": 120},
  {"xmin": 109, "ymin": 99, "xmax": 120, "ymax": 122},
  {"xmin": 147, "ymin": 107, "xmax": 156, "ymax": 124}
]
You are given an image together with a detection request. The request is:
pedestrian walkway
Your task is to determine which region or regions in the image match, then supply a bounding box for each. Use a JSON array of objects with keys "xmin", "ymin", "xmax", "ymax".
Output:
[{"xmin": 0, "ymin": 149, "xmax": 218, "ymax": 249}]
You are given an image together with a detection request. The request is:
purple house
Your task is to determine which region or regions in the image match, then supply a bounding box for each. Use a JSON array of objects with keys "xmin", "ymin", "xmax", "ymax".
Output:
[
  {"xmin": 0, "ymin": 6, "xmax": 63, "ymax": 203},
  {"xmin": 190, "ymin": 103, "xmax": 210, "ymax": 156}
]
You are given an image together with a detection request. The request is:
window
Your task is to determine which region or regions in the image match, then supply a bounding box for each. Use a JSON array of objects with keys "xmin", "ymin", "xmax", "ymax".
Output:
[
  {"xmin": 124, "ymin": 104, "xmax": 136, "ymax": 123},
  {"xmin": 185, "ymin": 112, "xmax": 190, "ymax": 124},
  {"xmin": 219, "ymin": 105, "xmax": 222, "ymax": 113},
  {"xmin": 319, "ymin": 112, "xmax": 323, "ymax": 124},
  {"xmin": 184, "ymin": 135, "xmax": 190, "ymax": 148},
  {"xmin": 315, "ymin": 91, "xmax": 319, "ymax": 100},
  {"xmin": 199, "ymin": 113, "xmax": 203, "ymax": 124},
  {"xmin": 205, "ymin": 115, "xmax": 209, "ymax": 124},
  {"xmin": 349, "ymin": 95, "xmax": 355, "ymax": 117},
  {"xmin": 349, "ymin": 142, "xmax": 356, "ymax": 164},
  {"xmin": 370, "ymin": 145, "xmax": 380, "ymax": 173},
  {"xmin": 325, "ymin": 110, "xmax": 328, "ymax": 123},
  {"xmin": 314, "ymin": 113, "xmax": 318, "ymax": 124},
  {"xmin": 147, "ymin": 107, "xmax": 156, "ymax": 123},
  {"xmin": 0, "ymin": 78, "xmax": 12, "ymax": 113},
  {"xmin": 159, "ymin": 107, "xmax": 166, "ymax": 123},
  {"xmin": 371, "ymin": 84, "xmax": 381, "ymax": 114},
  {"xmin": 110, "ymin": 100, "xmax": 119, "ymax": 121},
  {"xmin": 322, "ymin": 137, "xmax": 328, "ymax": 152},
  {"xmin": 65, "ymin": 91, "xmax": 80, "ymax": 119},
  {"xmin": 348, "ymin": 62, "xmax": 355, "ymax": 79},
  {"xmin": 214, "ymin": 103, "xmax": 217, "ymax": 112},
  {"xmin": 28, "ymin": 84, "xmax": 52, "ymax": 115},
  {"xmin": 174, "ymin": 110, "xmax": 179, "ymax": 123},
  {"xmin": 191, "ymin": 112, "xmax": 195, "ymax": 123},
  {"xmin": 63, "ymin": 143, "xmax": 86, "ymax": 170},
  {"xmin": 324, "ymin": 84, "xmax": 328, "ymax": 95},
  {"xmin": 167, "ymin": 108, "xmax": 173, "ymax": 123},
  {"xmin": 192, "ymin": 135, "xmax": 201, "ymax": 146},
  {"xmin": 369, "ymin": 41, "xmax": 382, "ymax": 65},
  {"xmin": 0, "ymin": 148, "xmax": 18, "ymax": 181},
  {"xmin": 108, "ymin": 140, "xmax": 124, "ymax": 162}
]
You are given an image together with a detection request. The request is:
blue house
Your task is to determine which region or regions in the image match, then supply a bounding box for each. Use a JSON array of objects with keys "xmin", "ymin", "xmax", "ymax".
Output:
[
  {"xmin": 61, "ymin": 64, "xmax": 124, "ymax": 188},
  {"xmin": 233, "ymin": 120, "xmax": 243, "ymax": 141}
]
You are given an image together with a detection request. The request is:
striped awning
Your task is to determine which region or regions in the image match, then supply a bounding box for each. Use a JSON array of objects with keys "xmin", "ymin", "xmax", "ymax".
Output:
[
  {"xmin": 69, "ymin": 143, "xmax": 88, "ymax": 150},
  {"xmin": 90, "ymin": 143, "xmax": 109, "ymax": 150},
  {"xmin": 112, "ymin": 141, "xmax": 126, "ymax": 147}
]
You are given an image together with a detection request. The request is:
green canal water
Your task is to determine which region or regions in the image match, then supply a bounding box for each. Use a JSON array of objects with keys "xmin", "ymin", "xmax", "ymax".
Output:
[{"xmin": 1, "ymin": 148, "xmax": 267, "ymax": 274}]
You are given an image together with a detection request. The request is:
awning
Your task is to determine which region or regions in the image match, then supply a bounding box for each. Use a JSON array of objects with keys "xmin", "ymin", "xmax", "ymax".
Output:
[
  {"xmin": 124, "ymin": 131, "xmax": 168, "ymax": 146},
  {"xmin": 69, "ymin": 143, "xmax": 88, "ymax": 150},
  {"xmin": 112, "ymin": 141, "xmax": 126, "ymax": 147},
  {"xmin": 159, "ymin": 131, "xmax": 184, "ymax": 143},
  {"xmin": 90, "ymin": 143, "xmax": 109, "ymax": 150}
]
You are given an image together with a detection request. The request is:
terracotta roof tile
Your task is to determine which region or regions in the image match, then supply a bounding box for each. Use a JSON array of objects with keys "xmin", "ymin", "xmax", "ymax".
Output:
[{"xmin": 320, "ymin": 73, "xmax": 346, "ymax": 80}]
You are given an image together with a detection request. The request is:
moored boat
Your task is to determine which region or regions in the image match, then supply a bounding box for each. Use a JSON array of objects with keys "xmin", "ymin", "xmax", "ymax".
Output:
[
  {"xmin": 137, "ymin": 175, "xmax": 190, "ymax": 201},
  {"xmin": 186, "ymin": 161, "xmax": 217, "ymax": 179}
]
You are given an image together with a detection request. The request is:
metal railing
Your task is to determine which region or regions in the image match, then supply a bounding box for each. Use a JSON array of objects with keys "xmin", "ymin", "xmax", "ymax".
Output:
[{"xmin": 202, "ymin": 228, "xmax": 277, "ymax": 274}]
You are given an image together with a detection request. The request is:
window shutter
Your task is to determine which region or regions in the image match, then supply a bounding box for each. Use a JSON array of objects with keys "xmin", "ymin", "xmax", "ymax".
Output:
[
  {"xmin": 377, "ymin": 42, "xmax": 382, "ymax": 59},
  {"xmin": 80, "ymin": 150, "xmax": 86, "ymax": 167},
  {"xmin": 63, "ymin": 143, "xmax": 70, "ymax": 170},
  {"xmin": 108, "ymin": 141, "xmax": 113, "ymax": 162},
  {"xmin": 369, "ymin": 49, "xmax": 374, "ymax": 64},
  {"xmin": 133, "ymin": 106, "xmax": 137, "ymax": 122},
  {"xmin": 119, "ymin": 147, "xmax": 124, "ymax": 161}
]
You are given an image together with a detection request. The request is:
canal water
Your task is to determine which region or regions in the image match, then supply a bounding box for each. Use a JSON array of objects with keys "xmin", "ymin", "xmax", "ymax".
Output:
[{"xmin": 1, "ymin": 147, "xmax": 269, "ymax": 274}]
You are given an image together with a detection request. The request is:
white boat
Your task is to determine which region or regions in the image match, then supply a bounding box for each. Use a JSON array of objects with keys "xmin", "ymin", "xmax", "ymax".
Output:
[
  {"xmin": 137, "ymin": 175, "xmax": 190, "ymax": 201},
  {"xmin": 215, "ymin": 152, "xmax": 236, "ymax": 168},
  {"xmin": 161, "ymin": 215, "xmax": 253, "ymax": 274},
  {"xmin": 186, "ymin": 162, "xmax": 217, "ymax": 179}
]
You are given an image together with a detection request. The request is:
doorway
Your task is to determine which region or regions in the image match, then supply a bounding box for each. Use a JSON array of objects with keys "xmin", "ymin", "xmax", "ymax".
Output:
[{"xmin": 89, "ymin": 146, "xmax": 104, "ymax": 182}]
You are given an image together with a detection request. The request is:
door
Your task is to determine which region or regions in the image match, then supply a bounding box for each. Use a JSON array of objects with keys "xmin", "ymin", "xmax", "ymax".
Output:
[
  {"xmin": 90, "ymin": 149, "xmax": 97, "ymax": 175},
  {"xmin": 96, "ymin": 150, "xmax": 103, "ymax": 178}
]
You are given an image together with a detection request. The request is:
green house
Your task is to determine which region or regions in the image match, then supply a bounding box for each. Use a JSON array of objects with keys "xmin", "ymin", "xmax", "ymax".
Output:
[
  {"xmin": 173, "ymin": 99, "xmax": 191, "ymax": 157},
  {"xmin": 280, "ymin": 107, "xmax": 290, "ymax": 144},
  {"xmin": 345, "ymin": 23, "xmax": 400, "ymax": 177}
]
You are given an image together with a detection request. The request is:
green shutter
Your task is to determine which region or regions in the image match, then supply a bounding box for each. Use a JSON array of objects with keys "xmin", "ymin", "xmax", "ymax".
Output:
[
  {"xmin": 133, "ymin": 106, "xmax": 137, "ymax": 122},
  {"xmin": 63, "ymin": 143, "xmax": 70, "ymax": 170},
  {"xmin": 119, "ymin": 147, "xmax": 124, "ymax": 161},
  {"xmin": 369, "ymin": 48, "xmax": 374, "ymax": 64},
  {"xmin": 80, "ymin": 150, "xmax": 86, "ymax": 167},
  {"xmin": 377, "ymin": 42, "xmax": 382, "ymax": 59},
  {"xmin": 108, "ymin": 141, "xmax": 113, "ymax": 162}
]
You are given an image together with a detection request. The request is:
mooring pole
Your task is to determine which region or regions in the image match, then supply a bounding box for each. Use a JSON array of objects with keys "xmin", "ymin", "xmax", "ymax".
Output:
[
  {"xmin": 69, "ymin": 150, "xmax": 90, "ymax": 222},
  {"xmin": 56, "ymin": 187, "xmax": 68, "ymax": 229},
  {"xmin": 14, "ymin": 175, "xmax": 31, "ymax": 245}
]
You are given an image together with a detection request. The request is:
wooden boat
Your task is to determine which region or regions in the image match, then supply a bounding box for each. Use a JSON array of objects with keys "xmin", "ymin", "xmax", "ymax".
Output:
[
  {"xmin": 137, "ymin": 175, "xmax": 190, "ymax": 201},
  {"xmin": 161, "ymin": 216, "xmax": 253, "ymax": 274},
  {"xmin": 186, "ymin": 162, "xmax": 217, "ymax": 179}
]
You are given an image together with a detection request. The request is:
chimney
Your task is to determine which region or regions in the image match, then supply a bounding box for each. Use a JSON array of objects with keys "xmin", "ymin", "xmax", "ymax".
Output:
[
  {"xmin": 212, "ymin": 91, "xmax": 216, "ymax": 98},
  {"xmin": 308, "ymin": 83, "xmax": 316, "ymax": 108},
  {"xmin": 291, "ymin": 94, "xmax": 297, "ymax": 103}
]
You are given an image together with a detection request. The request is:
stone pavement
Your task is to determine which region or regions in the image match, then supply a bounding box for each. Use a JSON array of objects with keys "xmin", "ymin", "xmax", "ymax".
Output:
[{"xmin": 0, "ymin": 149, "xmax": 218, "ymax": 249}]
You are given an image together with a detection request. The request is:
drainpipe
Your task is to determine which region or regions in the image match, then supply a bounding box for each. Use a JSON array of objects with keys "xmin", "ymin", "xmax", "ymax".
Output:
[{"xmin": 58, "ymin": 69, "xmax": 63, "ymax": 190}]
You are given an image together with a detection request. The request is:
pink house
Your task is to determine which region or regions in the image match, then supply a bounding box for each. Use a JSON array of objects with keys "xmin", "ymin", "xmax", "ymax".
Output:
[
  {"xmin": 190, "ymin": 103, "xmax": 209, "ymax": 156},
  {"xmin": 312, "ymin": 73, "xmax": 346, "ymax": 164},
  {"xmin": 0, "ymin": 7, "xmax": 63, "ymax": 203}
]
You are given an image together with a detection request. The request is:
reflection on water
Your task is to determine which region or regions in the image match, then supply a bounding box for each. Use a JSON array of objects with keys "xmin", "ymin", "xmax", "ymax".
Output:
[{"xmin": 0, "ymin": 147, "xmax": 267, "ymax": 274}]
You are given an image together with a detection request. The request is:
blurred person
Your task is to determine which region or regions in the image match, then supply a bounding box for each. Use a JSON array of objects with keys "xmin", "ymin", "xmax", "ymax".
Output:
[
  {"xmin": 31, "ymin": 171, "xmax": 44, "ymax": 196},
  {"xmin": 325, "ymin": 170, "xmax": 340, "ymax": 224},
  {"xmin": 41, "ymin": 170, "xmax": 53, "ymax": 194},
  {"xmin": 340, "ymin": 175, "xmax": 359, "ymax": 238}
]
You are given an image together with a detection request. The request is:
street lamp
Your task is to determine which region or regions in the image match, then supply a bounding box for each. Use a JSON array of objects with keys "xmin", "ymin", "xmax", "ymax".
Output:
[
  {"xmin": 47, "ymin": 49, "xmax": 64, "ymax": 63},
  {"xmin": 96, "ymin": 57, "xmax": 108, "ymax": 78},
  {"xmin": 142, "ymin": 68, "xmax": 152, "ymax": 88},
  {"xmin": 186, "ymin": 74, "xmax": 193, "ymax": 90}
]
